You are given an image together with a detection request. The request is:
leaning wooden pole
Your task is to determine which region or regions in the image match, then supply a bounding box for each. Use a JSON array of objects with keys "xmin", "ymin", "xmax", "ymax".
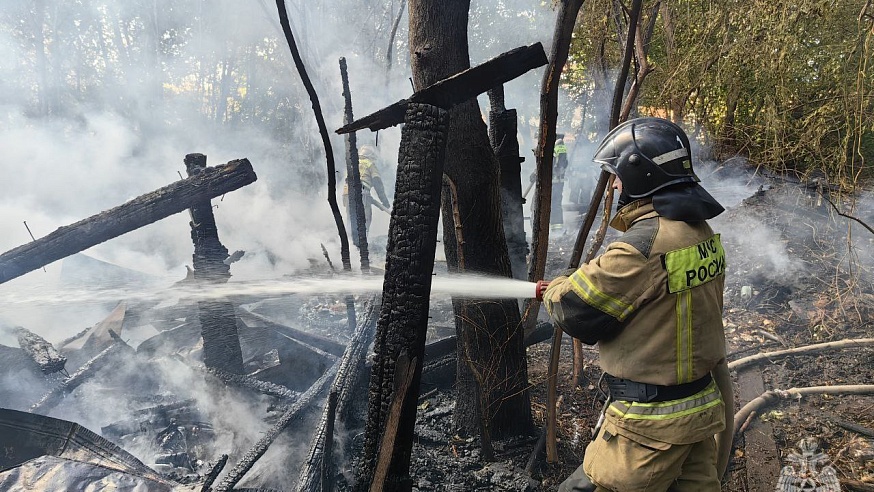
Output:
[
  {"xmin": 542, "ymin": 0, "xmax": 643, "ymax": 464},
  {"xmin": 275, "ymin": 0, "xmax": 351, "ymax": 271},
  {"xmin": 516, "ymin": 0, "xmax": 584, "ymax": 463},
  {"xmin": 0, "ymin": 159, "xmax": 256, "ymax": 285}
]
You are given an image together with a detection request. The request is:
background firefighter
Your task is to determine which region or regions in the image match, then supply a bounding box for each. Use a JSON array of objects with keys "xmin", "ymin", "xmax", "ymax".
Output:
[
  {"xmin": 551, "ymin": 133, "xmax": 569, "ymax": 230},
  {"xmin": 343, "ymin": 145, "xmax": 392, "ymax": 244},
  {"xmin": 542, "ymin": 118, "xmax": 735, "ymax": 491}
]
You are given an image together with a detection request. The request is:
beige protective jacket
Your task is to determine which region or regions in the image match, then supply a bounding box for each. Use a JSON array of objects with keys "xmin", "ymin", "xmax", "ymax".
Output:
[
  {"xmin": 544, "ymin": 199, "xmax": 727, "ymax": 386},
  {"xmin": 544, "ymin": 199, "xmax": 728, "ymax": 445}
]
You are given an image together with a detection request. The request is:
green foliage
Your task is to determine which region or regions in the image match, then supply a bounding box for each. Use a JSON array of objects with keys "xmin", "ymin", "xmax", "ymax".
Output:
[{"xmin": 565, "ymin": 0, "xmax": 874, "ymax": 186}]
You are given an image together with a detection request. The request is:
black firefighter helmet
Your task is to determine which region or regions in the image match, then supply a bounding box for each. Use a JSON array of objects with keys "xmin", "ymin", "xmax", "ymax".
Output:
[{"xmin": 593, "ymin": 117, "xmax": 724, "ymax": 221}]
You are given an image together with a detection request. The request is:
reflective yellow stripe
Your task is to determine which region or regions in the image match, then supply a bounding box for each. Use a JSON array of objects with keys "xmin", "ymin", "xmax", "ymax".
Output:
[
  {"xmin": 569, "ymin": 271, "xmax": 634, "ymax": 320},
  {"xmin": 676, "ymin": 290, "xmax": 693, "ymax": 384},
  {"xmin": 554, "ymin": 143, "xmax": 568, "ymax": 155},
  {"xmin": 608, "ymin": 381, "xmax": 721, "ymax": 420}
]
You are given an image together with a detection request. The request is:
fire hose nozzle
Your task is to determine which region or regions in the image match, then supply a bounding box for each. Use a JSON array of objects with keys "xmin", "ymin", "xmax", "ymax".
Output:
[{"xmin": 535, "ymin": 280, "xmax": 551, "ymax": 301}]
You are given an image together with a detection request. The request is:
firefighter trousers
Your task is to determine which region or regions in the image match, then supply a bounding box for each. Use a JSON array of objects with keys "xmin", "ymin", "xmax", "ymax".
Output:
[{"xmin": 558, "ymin": 425, "xmax": 719, "ymax": 492}]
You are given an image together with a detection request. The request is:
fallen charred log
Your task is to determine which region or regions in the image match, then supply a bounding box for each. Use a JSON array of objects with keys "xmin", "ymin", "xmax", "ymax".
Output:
[
  {"xmin": 297, "ymin": 300, "xmax": 379, "ymax": 492},
  {"xmin": 206, "ymin": 367, "xmax": 299, "ymax": 401},
  {"xmin": 14, "ymin": 326, "xmax": 66, "ymax": 374},
  {"xmin": 30, "ymin": 342, "xmax": 131, "ymax": 414},
  {"xmin": 0, "ymin": 159, "xmax": 257, "ymax": 285}
]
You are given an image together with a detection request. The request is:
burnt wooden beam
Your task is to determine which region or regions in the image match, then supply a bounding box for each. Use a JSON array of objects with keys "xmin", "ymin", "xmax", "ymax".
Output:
[
  {"xmin": 14, "ymin": 326, "xmax": 66, "ymax": 374},
  {"xmin": 298, "ymin": 300, "xmax": 379, "ymax": 492},
  {"xmin": 0, "ymin": 159, "xmax": 257, "ymax": 285},
  {"xmin": 336, "ymin": 43, "xmax": 547, "ymax": 135}
]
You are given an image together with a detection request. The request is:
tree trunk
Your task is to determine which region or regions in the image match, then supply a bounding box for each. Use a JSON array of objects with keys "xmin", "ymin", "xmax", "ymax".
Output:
[{"xmin": 408, "ymin": 0, "xmax": 532, "ymax": 440}]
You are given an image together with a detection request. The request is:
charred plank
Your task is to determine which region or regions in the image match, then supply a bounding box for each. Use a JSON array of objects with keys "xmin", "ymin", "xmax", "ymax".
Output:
[
  {"xmin": 0, "ymin": 159, "xmax": 257, "ymax": 285},
  {"xmin": 336, "ymin": 43, "xmax": 547, "ymax": 134},
  {"xmin": 30, "ymin": 342, "xmax": 130, "ymax": 414}
]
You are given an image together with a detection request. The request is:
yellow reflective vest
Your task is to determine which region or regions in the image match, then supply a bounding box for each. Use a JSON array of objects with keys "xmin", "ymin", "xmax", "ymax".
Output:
[{"xmin": 343, "ymin": 157, "xmax": 380, "ymax": 196}]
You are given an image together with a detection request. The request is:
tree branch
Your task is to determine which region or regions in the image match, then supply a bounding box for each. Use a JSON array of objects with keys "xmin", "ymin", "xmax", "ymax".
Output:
[
  {"xmin": 275, "ymin": 0, "xmax": 351, "ymax": 271},
  {"xmin": 729, "ymin": 338, "xmax": 874, "ymax": 372}
]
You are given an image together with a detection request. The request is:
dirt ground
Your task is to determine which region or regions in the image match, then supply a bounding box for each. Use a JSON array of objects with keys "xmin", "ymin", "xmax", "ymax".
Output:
[{"xmin": 404, "ymin": 175, "xmax": 874, "ymax": 491}]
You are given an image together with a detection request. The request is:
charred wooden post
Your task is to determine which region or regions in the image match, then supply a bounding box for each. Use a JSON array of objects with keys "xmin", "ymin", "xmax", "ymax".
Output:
[
  {"xmin": 184, "ymin": 153, "xmax": 245, "ymax": 375},
  {"xmin": 0, "ymin": 159, "xmax": 257, "ymax": 285},
  {"xmin": 14, "ymin": 327, "xmax": 66, "ymax": 374},
  {"xmin": 488, "ymin": 85, "xmax": 528, "ymax": 281},
  {"xmin": 340, "ymin": 57, "xmax": 370, "ymax": 270},
  {"xmin": 356, "ymin": 103, "xmax": 448, "ymax": 492}
]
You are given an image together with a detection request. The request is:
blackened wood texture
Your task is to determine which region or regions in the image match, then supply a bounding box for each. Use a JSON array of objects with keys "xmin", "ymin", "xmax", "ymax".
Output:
[
  {"xmin": 488, "ymin": 85, "xmax": 528, "ymax": 281},
  {"xmin": 0, "ymin": 159, "xmax": 256, "ymax": 285},
  {"xmin": 185, "ymin": 153, "xmax": 245, "ymax": 375},
  {"xmin": 357, "ymin": 103, "xmax": 447, "ymax": 492},
  {"xmin": 336, "ymin": 43, "xmax": 547, "ymax": 134}
]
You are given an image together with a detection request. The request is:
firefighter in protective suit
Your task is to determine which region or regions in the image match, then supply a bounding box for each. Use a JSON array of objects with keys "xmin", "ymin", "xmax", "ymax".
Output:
[
  {"xmin": 552, "ymin": 134, "xmax": 569, "ymax": 230},
  {"xmin": 343, "ymin": 145, "xmax": 391, "ymax": 244},
  {"xmin": 542, "ymin": 117, "xmax": 735, "ymax": 491}
]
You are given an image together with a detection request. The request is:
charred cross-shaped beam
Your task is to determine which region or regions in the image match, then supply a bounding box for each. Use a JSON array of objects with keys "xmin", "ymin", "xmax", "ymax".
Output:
[
  {"xmin": 0, "ymin": 159, "xmax": 256, "ymax": 285},
  {"xmin": 335, "ymin": 43, "xmax": 547, "ymax": 135}
]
